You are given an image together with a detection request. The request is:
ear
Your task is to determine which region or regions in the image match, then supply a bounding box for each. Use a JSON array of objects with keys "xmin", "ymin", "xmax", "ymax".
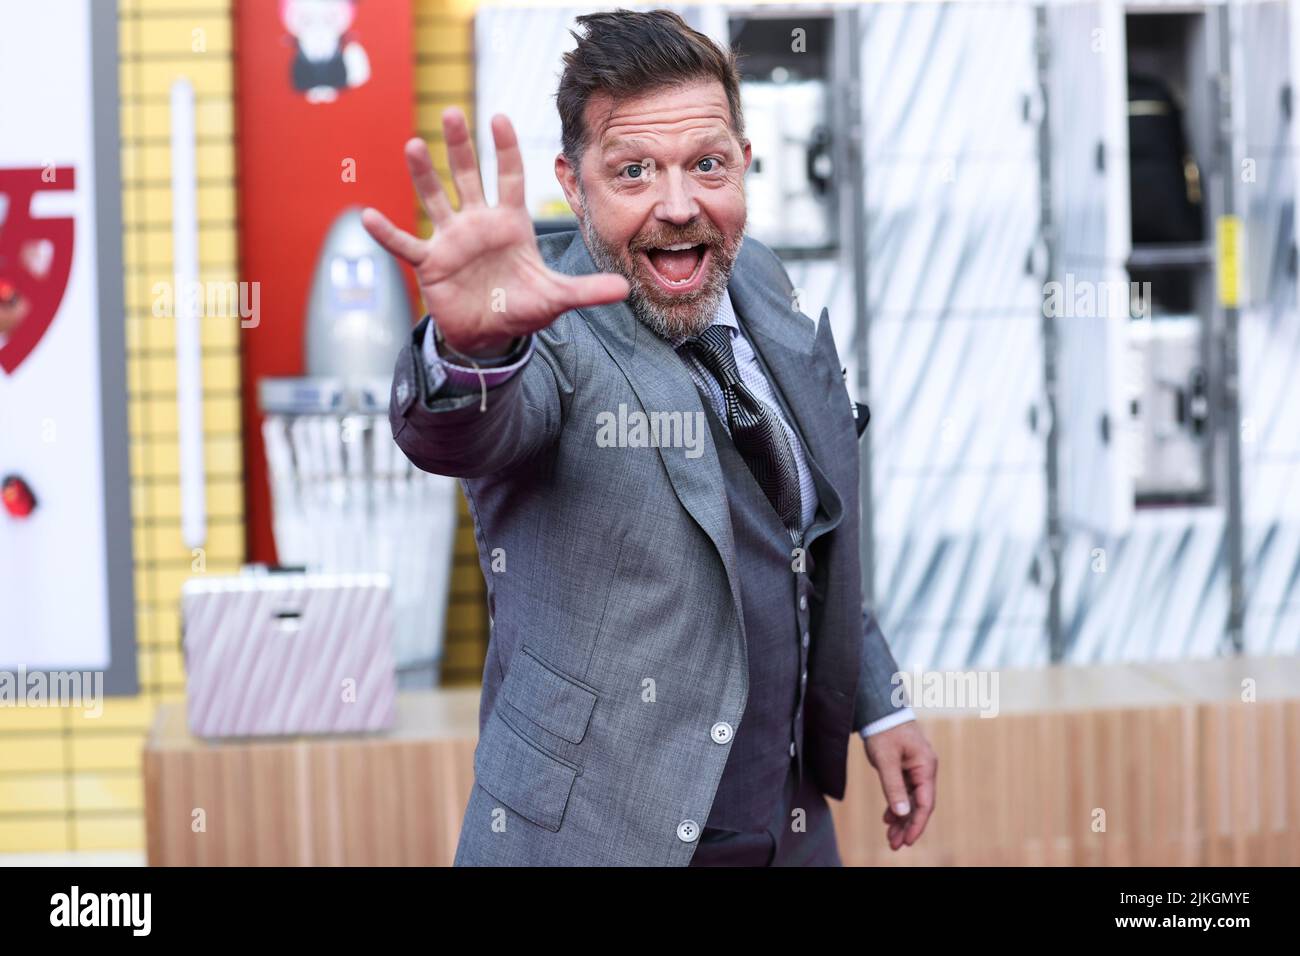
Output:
[{"xmin": 554, "ymin": 153, "xmax": 584, "ymax": 219}]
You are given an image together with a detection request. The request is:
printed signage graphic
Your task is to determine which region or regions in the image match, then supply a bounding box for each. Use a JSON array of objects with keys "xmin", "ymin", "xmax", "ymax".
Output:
[
  {"xmin": 0, "ymin": 0, "xmax": 134, "ymax": 690},
  {"xmin": 280, "ymin": 0, "xmax": 372, "ymax": 103},
  {"xmin": 0, "ymin": 167, "xmax": 76, "ymax": 374},
  {"xmin": 236, "ymin": 0, "xmax": 414, "ymax": 564}
]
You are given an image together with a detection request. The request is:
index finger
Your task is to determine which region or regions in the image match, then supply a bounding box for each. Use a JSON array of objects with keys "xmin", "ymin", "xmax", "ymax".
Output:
[
  {"xmin": 404, "ymin": 137, "xmax": 454, "ymax": 228},
  {"xmin": 491, "ymin": 114, "xmax": 525, "ymax": 209}
]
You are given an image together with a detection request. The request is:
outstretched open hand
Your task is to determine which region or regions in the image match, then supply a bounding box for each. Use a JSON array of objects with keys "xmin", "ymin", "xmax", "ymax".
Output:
[{"xmin": 361, "ymin": 108, "xmax": 629, "ymax": 357}]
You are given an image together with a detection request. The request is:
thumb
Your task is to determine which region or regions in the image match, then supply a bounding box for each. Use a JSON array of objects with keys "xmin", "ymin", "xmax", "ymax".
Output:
[
  {"xmin": 877, "ymin": 759, "xmax": 912, "ymax": 818},
  {"xmin": 558, "ymin": 272, "xmax": 630, "ymax": 311}
]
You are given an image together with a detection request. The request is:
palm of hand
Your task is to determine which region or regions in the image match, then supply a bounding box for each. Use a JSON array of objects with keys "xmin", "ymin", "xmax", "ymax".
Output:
[{"xmin": 415, "ymin": 206, "xmax": 573, "ymax": 348}]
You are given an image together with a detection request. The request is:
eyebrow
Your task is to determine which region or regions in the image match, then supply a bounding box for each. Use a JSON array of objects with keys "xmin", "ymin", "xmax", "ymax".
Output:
[
  {"xmin": 601, "ymin": 131, "xmax": 733, "ymax": 157},
  {"xmin": 602, "ymin": 136, "xmax": 655, "ymax": 157}
]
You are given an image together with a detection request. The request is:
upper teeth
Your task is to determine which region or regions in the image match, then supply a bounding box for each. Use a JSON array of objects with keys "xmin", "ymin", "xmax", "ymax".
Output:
[{"xmin": 660, "ymin": 243, "xmax": 696, "ymax": 251}]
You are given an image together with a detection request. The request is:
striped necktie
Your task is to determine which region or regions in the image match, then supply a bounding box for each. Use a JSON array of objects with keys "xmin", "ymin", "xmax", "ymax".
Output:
[{"xmin": 685, "ymin": 324, "xmax": 803, "ymax": 536}]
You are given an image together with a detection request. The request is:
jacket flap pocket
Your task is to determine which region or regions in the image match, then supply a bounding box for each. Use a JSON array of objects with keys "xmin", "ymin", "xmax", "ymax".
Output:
[
  {"xmin": 475, "ymin": 707, "xmax": 578, "ymax": 832},
  {"xmin": 501, "ymin": 645, "xmax": 597, "ymax": 744}
]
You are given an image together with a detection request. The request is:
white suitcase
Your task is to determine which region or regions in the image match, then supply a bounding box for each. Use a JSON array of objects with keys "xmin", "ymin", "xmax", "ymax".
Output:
[{"xmin": 181, "ymin": 571, "xmax": 397, "ymax": 738}]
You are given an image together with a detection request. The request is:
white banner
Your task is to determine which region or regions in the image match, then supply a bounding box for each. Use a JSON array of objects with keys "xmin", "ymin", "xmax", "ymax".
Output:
[{"xmin": 0, "ymin": 0, "xmax": 120, "ymax": 672}]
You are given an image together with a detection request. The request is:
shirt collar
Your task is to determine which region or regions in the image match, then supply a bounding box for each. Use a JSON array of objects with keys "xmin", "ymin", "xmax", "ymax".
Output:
[{"xmin": 670, "ymin": 290, "xmax": 738, "ymax": 349}]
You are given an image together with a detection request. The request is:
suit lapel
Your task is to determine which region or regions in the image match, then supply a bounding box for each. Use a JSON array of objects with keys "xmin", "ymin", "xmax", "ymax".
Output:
[
  {"xmin": 726, "ymin": 241, "xmax": 854, "ymax": 501},
  {"xmin": 559, "ymin": 232, "xmax": 747, "ymax": 655}
]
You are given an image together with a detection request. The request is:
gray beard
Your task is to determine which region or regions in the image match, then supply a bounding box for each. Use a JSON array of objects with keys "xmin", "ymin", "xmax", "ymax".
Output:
[{"xmin": 578, "ymin": 211, "xmax": 740, "ymax": 343}]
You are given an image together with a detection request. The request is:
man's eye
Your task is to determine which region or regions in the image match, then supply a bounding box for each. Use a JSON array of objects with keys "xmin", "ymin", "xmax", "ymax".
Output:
[
  {"xmin": 697, "ymin": 157, "xmax": 720, "ymax": 172},
  {"xmin": 621, "ymin": 164, "xmax": 644, "ymax": 179}
]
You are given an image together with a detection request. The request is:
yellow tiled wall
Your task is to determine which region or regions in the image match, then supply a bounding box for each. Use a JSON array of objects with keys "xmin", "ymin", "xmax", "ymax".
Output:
[
  {"xmin": 414, "ymin": 0, "xmax": 491, "ymax": 687},
  {"xmin": 0, "ymin": 0, "xmax": 490, "ymax": 854}
]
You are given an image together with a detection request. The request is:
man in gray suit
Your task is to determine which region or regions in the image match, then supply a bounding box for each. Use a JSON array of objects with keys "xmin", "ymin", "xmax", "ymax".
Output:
[{"xmin": 362, "ymin": 8, "xmax": 937, "ymax": 866}]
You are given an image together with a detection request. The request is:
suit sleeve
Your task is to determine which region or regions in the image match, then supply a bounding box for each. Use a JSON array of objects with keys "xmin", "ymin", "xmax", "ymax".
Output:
[
  {"xmin": 389, "ymin": 313, "xmax": 569, "ymax": 478},
  {"xmin": 420, "ymin": 314, "xmax": 535, "ymax": 397},
  {"xmin": 852, "ymin": 606, "xmax": 912, "ymax": 731}
]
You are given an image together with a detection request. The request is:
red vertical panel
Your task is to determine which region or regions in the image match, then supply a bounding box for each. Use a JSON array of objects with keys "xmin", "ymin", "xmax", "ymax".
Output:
[{"xmin": 234, "ymin": 0, "xmax": 417, "ymax": 563}]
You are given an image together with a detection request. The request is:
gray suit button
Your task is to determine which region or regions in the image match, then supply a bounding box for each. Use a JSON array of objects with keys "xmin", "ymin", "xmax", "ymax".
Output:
[
  {"xmin": 710, "ymin": 721, "xmax": 733, "ymax": 744},
  {"xmin": 802, "ymin": 632, "xmax": 810, "ymax": 648},
  {"xmin": 789, "ymin": 741, "xmax": 797, "ymax": 757},
  {"xmin": 677, "ymin": 819, "xmax": 701, "ymax": 843},
  {"xmin": 799, "ymin": 595, "xmax": 808, "ymax": 611}
]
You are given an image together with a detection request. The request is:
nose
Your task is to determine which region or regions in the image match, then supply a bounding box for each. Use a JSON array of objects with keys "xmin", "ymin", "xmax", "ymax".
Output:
[{"xmin": 654, "ymin": 167, "xmax": 699, "ymax": 226}]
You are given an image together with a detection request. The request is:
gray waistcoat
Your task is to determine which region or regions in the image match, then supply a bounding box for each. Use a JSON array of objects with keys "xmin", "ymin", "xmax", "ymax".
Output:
[{"xmin": 697, "ymin": 343, "xmax": 843, "ymax": 833}]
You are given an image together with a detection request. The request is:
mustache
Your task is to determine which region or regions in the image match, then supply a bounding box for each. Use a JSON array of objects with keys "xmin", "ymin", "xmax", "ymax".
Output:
[{"xmin": 629, "ymin": 223, "xmax": 726, "ymax": 252}]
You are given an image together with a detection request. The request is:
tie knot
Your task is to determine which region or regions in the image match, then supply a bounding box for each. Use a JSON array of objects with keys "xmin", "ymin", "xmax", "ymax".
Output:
[{"xmin": 686, "ymin": 324, "xmax": 740, "ymax": 385}]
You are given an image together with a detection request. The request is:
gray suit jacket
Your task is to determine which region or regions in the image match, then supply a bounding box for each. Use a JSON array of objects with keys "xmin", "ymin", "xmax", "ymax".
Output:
[{"xmin": 389, "ymin": 229, "xmax": 905, "ymax": 865}]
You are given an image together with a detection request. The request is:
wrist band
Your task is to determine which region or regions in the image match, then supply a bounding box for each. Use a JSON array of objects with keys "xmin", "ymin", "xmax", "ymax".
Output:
[{"xmin": 434, "ymin": 324, "xmax": 495, "ymax": 413}]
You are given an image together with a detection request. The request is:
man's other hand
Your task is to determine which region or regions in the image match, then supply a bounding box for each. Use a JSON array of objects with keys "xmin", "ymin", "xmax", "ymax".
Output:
[{"xmin": 864, "ymin": 720, "xmax": 937, "ymax": 851}]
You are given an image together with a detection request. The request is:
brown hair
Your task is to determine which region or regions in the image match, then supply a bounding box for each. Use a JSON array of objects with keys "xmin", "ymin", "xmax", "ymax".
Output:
[{"xmin": 556, "ymin": 9, "xmax": 745, "ymax": 171}]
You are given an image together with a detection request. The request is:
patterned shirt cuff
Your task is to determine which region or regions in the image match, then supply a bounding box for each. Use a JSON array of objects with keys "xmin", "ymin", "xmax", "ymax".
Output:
[
  {"xmin": 420, "ymin": 317, "xmax": 534, "ymax": 396},
  {"xmin": 859, "ymin": 707, "xmax": 917, "ymax": 738}
]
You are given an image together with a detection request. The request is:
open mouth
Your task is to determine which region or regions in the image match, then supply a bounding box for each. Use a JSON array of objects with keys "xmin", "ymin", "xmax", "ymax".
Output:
[{"xmin": 640, "ymin": 243, "xmax": 709, "ymax": 294}]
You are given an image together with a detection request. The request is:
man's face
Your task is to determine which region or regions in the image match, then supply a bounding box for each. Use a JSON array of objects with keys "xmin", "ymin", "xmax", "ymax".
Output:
[{"xmin": 556, "ymin": 78, "xmax": 751, "ymax": 341}]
